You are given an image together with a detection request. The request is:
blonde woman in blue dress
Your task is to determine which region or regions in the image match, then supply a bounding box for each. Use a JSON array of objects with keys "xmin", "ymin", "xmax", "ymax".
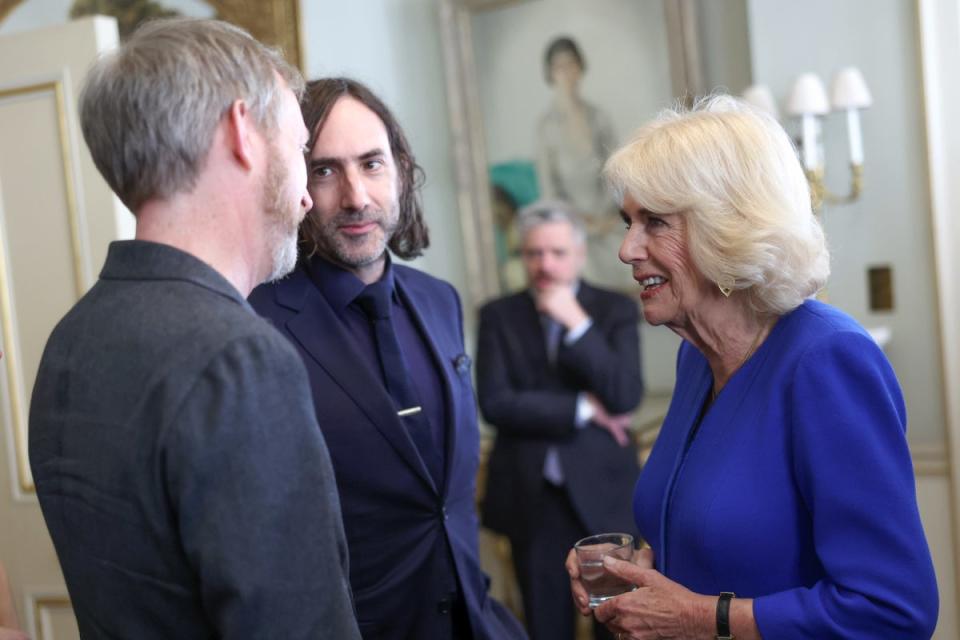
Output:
[{"xmin": 566, "ymin": 96, "xmax": 938, "ymax": 640}]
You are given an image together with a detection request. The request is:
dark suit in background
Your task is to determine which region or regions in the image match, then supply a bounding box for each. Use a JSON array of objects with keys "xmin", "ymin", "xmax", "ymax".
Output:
[
  {"xmin": 250, "ymin": 255, "xmax": 525, "ymax": 640},
  {"xmin": 478, "ymin": 281, "xmax": 642, "ymax": 640},
  {"xmin": 30, "ymin": 242, "xmax": 358, "ymax": 639}
]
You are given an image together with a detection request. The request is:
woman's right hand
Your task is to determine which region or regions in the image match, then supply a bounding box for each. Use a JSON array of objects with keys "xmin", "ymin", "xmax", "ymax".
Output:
[{"xmin": 566, "ymin": 545, "xmax": 654, "ymax": 616}]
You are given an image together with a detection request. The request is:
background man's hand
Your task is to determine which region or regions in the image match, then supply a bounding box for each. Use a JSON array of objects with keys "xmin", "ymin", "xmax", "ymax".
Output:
[
  {"xmin": 535, "ymin": 285, "xmax": 588, "ymax": 330},
  {"xmin": 586, "ymin": 393, "xmax": 633, "ymax": 447}
]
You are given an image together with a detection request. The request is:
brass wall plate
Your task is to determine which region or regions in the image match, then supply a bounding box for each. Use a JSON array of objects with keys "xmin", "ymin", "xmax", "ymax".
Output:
[{"xmin": 868, "ymin": 265, "xmax": 894, "ymax": 312}]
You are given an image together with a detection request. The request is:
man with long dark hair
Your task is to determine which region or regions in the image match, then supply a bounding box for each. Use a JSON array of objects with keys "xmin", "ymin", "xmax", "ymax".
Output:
[{"xmin": 250, "ymin": 78, "xmax": 525, "ymax": 640}]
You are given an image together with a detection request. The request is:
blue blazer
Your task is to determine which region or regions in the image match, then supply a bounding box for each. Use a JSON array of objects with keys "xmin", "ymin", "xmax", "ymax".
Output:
[
  {"xmin": 250, "ymin": 258, "xmax": 525, "ymax": 640},
  {"xmin": 634, "ymin": 300, "xmax": 938, "ymax": 639}
]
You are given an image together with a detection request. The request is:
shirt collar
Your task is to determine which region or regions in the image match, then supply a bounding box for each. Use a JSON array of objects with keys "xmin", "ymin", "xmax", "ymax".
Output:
[{"xmin": 307, "ymin": 252, "xmax": 396, "ymax": 313}]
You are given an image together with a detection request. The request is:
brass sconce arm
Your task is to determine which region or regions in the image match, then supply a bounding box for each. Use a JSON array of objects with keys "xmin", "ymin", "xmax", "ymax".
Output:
[{"xmin": 806, "ymin": 163, "xmax": 863, "ymax": 211}]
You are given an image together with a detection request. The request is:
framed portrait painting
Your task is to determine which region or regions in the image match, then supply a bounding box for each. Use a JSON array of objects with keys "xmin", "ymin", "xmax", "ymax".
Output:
[{"xmin": 439, "ymin": 0, "xmax": 705, "ymax": 304}]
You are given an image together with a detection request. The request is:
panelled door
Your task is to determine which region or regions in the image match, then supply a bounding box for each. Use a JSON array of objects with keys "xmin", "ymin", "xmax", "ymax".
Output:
[{"xmin": 0, "ymin": 16, "xmax": 129, "ymax": 640}]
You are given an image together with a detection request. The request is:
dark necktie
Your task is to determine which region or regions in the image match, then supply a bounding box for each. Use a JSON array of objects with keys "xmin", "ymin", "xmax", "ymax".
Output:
[
  {"xmin": 543, "ymin": 316, "xmax": 564, "ymax": 365},
  {"xmin": 355, "ymin": 280, "xmax": 443, "ymax": 485},
  {"xmin": 542, "ymin": 315, "xmax": 565, "ymax": 484}
]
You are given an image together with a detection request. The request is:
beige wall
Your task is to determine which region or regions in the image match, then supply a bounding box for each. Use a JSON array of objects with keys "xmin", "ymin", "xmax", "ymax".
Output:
[
  {"xmin": 747, "ymin": 0, "xmax": 945, "ymax": 448},
  {"xmin": 918, "ymin": 0, "xmax": 960, "ymax": 633}
]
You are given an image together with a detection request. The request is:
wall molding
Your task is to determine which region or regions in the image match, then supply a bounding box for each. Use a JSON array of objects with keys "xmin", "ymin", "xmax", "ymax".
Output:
[
  {"xmin": 913, "ymin": 443, "xmax": 950, "ymax": 477},
  {"xmin": 0, "ymin": 77, "xmax": 84, "ymax": 499},
  {"xmin": 916, "ymin": 0, "xmax": 960, "ymax": 625},
  {"xmin": 23, "ymin": 590, "xmax": 72, "ymax": 640}
]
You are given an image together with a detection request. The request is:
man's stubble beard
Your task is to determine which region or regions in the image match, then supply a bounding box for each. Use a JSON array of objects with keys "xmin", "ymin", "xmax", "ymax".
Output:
[
  {"xmin": 262, "ymin": 146, "xmax": 301, "ymax": 283},
  {"xmin": 312, "ymin": 203, "xmax": 400, "ymax": 270}
]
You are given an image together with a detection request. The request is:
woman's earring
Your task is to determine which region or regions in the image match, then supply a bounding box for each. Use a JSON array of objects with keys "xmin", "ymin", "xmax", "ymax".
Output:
[{"xmin": 717, "ymin": 277, "xmax": 734, "ymax": 297}]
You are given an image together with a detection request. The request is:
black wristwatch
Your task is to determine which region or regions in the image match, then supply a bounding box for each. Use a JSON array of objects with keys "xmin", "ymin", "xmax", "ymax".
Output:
[{"xmin": 716, "ymin": 591, "xmax": 735, "ymax": 640}]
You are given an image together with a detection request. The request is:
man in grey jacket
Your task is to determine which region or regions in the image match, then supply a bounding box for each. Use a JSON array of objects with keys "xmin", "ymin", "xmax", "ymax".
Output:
[{"xmin": 28, "ymin": 18, "xmax": 359, "ymax": 639}]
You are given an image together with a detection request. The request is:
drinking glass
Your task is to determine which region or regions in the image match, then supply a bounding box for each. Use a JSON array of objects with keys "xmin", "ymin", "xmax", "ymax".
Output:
[{"xmin": 574, "ymin": 532, "xmax": 635, "ymax": 607}]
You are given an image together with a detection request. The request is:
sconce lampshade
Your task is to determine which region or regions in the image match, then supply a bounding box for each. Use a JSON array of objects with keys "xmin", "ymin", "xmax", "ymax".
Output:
[
  {"xmin": 830, "ymin": 67, "xmax": 872, "ymax": 109},
  {"xmin": 786, "ymin": 73, "xmax": 830, "ymax": 116},
  {"xmin": 741, "ymin": 84, "xmax": 780, "ymax": 119}
]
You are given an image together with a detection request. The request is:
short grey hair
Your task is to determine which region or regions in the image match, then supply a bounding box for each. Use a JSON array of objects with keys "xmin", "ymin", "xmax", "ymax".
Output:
[
  {"xmin": 604, "ymin": 94, "xmax": 829, "ymax": 315},
  {"xmin": 79, "ymin": 18, "xmax": 305, "ymax": 212},
  {"xmin": 516, "ymin": 199, "xmax": 587, "ymax": 245}
]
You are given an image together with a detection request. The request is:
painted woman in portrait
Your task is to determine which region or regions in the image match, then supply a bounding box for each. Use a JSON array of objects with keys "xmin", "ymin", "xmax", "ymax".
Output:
[{"xmin": 536, "ymin": 35, "xmax": 634, "ymax": 291}]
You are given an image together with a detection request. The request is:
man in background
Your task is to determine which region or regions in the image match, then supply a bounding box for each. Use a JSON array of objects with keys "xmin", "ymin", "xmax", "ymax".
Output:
[
  {"xmin": 249, "ymin": 77, "xmax": 525, "ymax": 640},
  {"xmin": 477, "ymin": 200, "xmax": 643, "ymax": 640},
  {"xmin": 28, "ymin": 19, "xmax": 358, "ymax": 639}
]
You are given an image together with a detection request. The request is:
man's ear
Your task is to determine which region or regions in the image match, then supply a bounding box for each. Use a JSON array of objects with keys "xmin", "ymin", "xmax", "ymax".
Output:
[{"xmin": 224, "ymin": 99, "xmax": 256, "ymax": 171}]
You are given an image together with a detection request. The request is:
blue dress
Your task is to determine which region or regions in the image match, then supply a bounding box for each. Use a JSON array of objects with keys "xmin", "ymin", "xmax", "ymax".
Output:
[{"xmin": 634, "ymin": 300, "xmax": 938, "ymax": 638}]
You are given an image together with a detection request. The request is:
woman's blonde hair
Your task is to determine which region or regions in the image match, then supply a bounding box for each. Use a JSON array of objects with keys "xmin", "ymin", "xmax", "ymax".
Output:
[{"xmin": 604, "ymin": 94, "xmax": 829, "ymax": 315}]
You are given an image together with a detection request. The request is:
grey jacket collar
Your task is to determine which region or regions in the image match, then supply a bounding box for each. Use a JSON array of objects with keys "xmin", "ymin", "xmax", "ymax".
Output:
[{"xmin": 100, "ymin": 240, "xmax": 249, "ymax": 308}]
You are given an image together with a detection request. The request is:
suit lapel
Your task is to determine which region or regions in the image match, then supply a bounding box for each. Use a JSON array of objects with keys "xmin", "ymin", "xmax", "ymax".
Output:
[
  {"xmin": 576, "ymin": 281, "xmax": 598, "ymax": 317},
  {"xmin": 279, "ymin": 269, "xmax": 439, "ymax": 495},
  {"xmin": 394, "ymin": 270, "xmax": 456, "ymax": 496},
  {"xmin": 513, "ymin": 293, "xmax": 551, "ymax": 372}
]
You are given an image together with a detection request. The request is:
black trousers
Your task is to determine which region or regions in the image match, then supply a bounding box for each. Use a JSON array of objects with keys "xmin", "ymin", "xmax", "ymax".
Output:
[{"xmin": 509, "ymin": 482, "xmax": 615, "ymax": 640}]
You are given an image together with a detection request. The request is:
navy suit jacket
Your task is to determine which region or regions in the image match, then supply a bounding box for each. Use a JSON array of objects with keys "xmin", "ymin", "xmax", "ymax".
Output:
[
  {"xmin": 477, "ymin": 282, "xmax": 642, "ymax": 543},
  {"xmin": 250, "ymin": 258, "xmax": 525, "ymax": 640}
]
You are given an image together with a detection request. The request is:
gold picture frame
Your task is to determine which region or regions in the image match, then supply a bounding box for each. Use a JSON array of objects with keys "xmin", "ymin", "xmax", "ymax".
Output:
[{"xmin": 0, "ymin": 0, "xmax": 303, "ymax": 70}]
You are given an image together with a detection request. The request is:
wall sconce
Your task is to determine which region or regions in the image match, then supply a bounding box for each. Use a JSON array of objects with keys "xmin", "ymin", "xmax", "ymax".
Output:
[{"xmin": 743, "ymin": 67, "xmax": 872, "ymax": 210}]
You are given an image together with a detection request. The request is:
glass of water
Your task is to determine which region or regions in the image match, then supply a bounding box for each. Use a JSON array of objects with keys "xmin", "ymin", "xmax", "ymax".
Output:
[{"xmin": 574, "ymin": 532, "xmax": 635, "ymax": 608}]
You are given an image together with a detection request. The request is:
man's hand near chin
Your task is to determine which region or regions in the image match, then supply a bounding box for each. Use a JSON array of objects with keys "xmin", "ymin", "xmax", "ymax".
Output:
[{"xmin": 535, "ymin": 284, "xmax": 588, "ymax": 330}]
